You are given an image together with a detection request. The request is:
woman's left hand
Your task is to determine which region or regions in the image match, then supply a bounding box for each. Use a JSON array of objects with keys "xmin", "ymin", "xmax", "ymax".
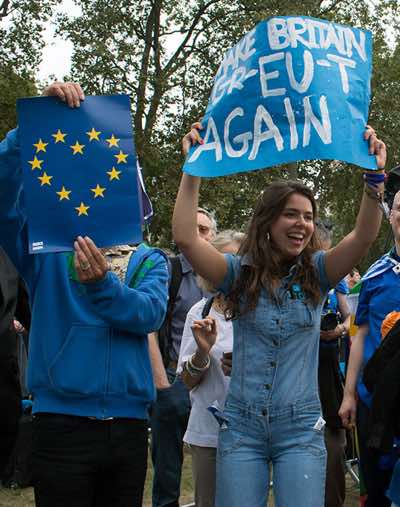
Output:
[
  {"xmin": 365, "ymin": 125, "xmax": 386, "ymax": 169},
  {"xmin": 74, "ymin": 236, "xmax": 109, "ymax": 283},
  {"xmin": 191, "ymin": 317, "xmax": 217, "ymax": 355}
]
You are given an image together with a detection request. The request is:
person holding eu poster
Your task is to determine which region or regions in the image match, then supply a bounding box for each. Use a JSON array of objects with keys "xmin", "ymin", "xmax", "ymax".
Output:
[
  {"xmin": 172, "ymin": 122, "xmax": 386, "ymax": 507},
  {"xmin": 0, "ymin": 82, "xmax": 169, "ymax": 507}
]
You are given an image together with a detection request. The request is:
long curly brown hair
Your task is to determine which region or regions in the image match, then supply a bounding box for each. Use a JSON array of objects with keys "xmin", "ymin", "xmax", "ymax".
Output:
[{"xmin": 225, "ymin": 180, "xmax": 322, "ymax": 319}]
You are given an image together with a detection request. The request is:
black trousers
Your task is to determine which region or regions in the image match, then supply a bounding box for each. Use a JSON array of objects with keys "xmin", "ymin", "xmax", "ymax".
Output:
[
  {"xmin": 0, "ymin": 357, "xmax": 21, "ymax": 478},
  {"xmin": 357, "ymin": 400, "xmax": 392, "ymax": 507},
  {"xmin": 31, "ymin": 414, "xmax": 148, "ymax": 507}
]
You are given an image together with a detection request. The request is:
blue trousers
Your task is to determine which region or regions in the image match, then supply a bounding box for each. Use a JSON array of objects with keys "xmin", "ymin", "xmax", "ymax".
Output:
[
  {"xmin": 215, "ymin": 399, "xmax": 327, "ymax": 507},
  {"xmin": 150, "ymin": 372, "xmax": 190, "ymax": 507}
]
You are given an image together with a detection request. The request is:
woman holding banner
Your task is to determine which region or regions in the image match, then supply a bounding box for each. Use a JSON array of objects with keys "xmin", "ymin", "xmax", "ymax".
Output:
[{"xmin": 172, "ymin": 122, "xmax": 386, "ymax": 507}]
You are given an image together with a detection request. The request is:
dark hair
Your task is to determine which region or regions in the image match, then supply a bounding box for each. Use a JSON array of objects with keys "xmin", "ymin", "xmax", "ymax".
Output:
[{"xmin": 225, "ymin": 180, "xmax": 322, "ymax": 319}]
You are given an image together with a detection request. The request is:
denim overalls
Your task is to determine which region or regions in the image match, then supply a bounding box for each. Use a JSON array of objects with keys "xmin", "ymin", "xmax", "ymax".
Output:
[{"xmin": 215, "ymin": 251, "xmax": 331, "ymax": 507}]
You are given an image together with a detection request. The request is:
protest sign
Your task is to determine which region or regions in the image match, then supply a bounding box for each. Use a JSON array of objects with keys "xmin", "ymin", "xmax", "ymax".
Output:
[
  {"xmin": 17, "ymin": 95, "xmax": 144, "ymax": 253},
  {"xmin": 184, "ymin": 16, "xmax": 375, "ymax": 177}
]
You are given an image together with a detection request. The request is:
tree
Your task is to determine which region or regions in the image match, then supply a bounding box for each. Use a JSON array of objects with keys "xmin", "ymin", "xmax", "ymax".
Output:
[
  {"xmin": 0, "ymin": 0, "xmax": 58, "ymax": 75},
  {"xmin": 0, "ymin": 69, "xmax": 36, "ymax": 139},
  {"xmin": 0, "ymin": 0, "xmax": 59, "ymax": 138}
]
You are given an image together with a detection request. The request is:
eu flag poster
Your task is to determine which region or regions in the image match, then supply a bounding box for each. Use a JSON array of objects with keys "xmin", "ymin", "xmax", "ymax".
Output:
[{"xmin": 17, "ymin": 95, "xmax": 143, "ymax": 254}]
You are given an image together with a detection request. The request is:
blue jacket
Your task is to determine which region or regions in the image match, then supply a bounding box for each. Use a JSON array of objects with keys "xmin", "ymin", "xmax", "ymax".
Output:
[{"xmin": 0, "ymin": 128, "xmax": 169, "ymax": 419}]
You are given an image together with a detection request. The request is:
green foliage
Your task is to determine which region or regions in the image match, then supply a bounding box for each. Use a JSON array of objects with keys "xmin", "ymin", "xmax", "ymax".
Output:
[
  {"xmin": 0, "ymin": 0, "xmax": 58, "ymax": 76},
  {"xmin": 0, "ymin": 67, "xmax": 36, "ymax": 139},
  {"xmin": 0, "ymin": 0, "xmax": 59, "ymax": 139}
]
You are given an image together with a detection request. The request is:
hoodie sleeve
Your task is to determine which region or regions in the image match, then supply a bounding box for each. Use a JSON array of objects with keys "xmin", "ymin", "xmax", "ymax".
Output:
[
  {"xmin": 0, "ymin": 129, "xmax": 39, "ymax": 285},
  {"xmin": 83, "ymin": 251, "xmax": 169, "ymax": 334}
]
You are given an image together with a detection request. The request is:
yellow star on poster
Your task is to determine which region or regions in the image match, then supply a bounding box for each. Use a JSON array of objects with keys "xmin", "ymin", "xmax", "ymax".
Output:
[
  {"xmin": 38, "ymin": 172, "xmax": 53, "ymax": 186},
  {"xmin": 56, "ymin": 186, "xmax": 71, "ymax": 201},
  {"xmin": 106, "ymin": 134, "xmax": 120, "ymax": 148},
  {"xmin": 86, "ymin": 128, "xmax": 101, "ymax": 141},
  {"xmin": 114, "ymin": 151, "xmax": 128, "ymax": 164},
  {"xmin": 107, "ymin": 166, "xmax": 121, "ymax": 181},
  {"xmin": 28, "ymin": 156, "xmax": 43, "ymax": 171},
  {"xmin": 75, "ymin": 202, "xmax": 90, "ymax": 216},
  {"xmin": 91, "ymin": 184, "xmax": 106, "ymax": 198},
  {"xmin": 52, "ymin": 129, "xmax": 67, "ymax": 143},
  {"xmin": 33, "ymin": 139, "xmax": 48, "ymax": 153},
  {"xmin": 70, "ymin": 141, "xmax": 85, "ymax": 155}
]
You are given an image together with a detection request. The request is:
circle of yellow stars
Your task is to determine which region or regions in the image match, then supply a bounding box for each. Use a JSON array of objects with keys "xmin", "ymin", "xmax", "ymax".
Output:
[{"xmin": 28, "ymin": 128, "xmax": 128, "ymax": 217}]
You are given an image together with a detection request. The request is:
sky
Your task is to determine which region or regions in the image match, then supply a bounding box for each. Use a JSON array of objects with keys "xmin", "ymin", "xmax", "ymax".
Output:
[
  {"xmin": 35, "ymin": 0, "xmax": 395, "ymax": 83},
  {"xmin": 37, "ymin": 0, "xmax": 80, "ymax": 82}
]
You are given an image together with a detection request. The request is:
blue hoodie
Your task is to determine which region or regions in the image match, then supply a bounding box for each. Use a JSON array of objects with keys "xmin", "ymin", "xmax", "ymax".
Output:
[{"xmin": 0, "ymin": 128, "xmax": 169, "ymax": 419}]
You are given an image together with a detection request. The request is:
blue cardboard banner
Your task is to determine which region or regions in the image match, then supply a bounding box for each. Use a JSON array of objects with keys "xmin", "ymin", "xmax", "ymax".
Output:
[
  {"xmin": 183, "ymin": 16, "xmax": 375, "ymax": 177},
  {"xmin": 17, "ymin": 95, "xmax": 145, "ymax": 254}
]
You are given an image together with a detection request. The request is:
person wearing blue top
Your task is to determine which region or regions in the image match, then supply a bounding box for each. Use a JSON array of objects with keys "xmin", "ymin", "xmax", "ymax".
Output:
[
  {"xmin": 172, "ymin": 121, "xmax": 386, "ymax": 507},
  {"xmin": 0, "ymin": 82, "xmax": 169, "ymax": 507},
  {"xmin": 340, "ymin": 190, "xmax": 400, "ymax": 507},
  {"xmin": 317, "ymin": 220, "xmax": 350, "ymax": 507}
]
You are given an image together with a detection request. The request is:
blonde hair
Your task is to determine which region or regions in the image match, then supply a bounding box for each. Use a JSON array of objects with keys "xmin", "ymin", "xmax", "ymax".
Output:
[{"xmin": 197, "ymin": 230, "xmax": 245, "ymax": 293}]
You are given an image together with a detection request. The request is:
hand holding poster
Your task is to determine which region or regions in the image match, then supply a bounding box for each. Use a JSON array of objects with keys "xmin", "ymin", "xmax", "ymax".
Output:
[
  {"xmin": 17, "ymin": 95, "xmax": 146, "ymax": 253},
  {"xmin": 184, "ymin": 16, "xmax": 376, "ymax": 177}
]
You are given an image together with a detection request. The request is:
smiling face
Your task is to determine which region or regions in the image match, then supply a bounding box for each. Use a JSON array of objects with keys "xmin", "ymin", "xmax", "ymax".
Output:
[{"xmin": 269, "ymin": 192, "xmax": 315, "ymax": 260}]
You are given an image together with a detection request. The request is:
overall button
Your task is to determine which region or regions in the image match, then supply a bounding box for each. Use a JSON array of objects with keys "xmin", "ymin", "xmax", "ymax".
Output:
[
  {"xmin": 270, "ymin": 361, "xmax": 276, "ymax": 367},
  {"xmin": 264, "ymin": 384, "xmax": 271, "ymax": 390}
]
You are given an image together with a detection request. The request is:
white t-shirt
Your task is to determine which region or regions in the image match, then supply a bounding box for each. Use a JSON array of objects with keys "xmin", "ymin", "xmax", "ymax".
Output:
[{"xmin": 177, "ymin": 297, "xmax": 233, "ymax": 448}]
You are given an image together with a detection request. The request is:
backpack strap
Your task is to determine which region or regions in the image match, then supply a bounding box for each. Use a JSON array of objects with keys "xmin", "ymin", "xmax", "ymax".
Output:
[
  {"xmin": 168, "ymin": 256, "xmax": 183, "ymax": 306},
  {"xmin": 157, "ymin": 256, "xmax": 183, "ymax": 366}
]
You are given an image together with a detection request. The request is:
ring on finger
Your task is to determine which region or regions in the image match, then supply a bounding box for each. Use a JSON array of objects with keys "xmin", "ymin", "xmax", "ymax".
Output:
[{"xmin": 80, "ymin": 261, "xmax": 90, "ymax": 271}]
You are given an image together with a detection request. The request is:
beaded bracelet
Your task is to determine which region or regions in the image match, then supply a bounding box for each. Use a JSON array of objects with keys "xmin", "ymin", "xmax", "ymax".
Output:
[
  {"xmin": 364, "ymin": 181, "xmax": 389, "ymax": 217},
  {"xmin": 186, "ymin": 353, "xmax": 210, "ymax": 377}
]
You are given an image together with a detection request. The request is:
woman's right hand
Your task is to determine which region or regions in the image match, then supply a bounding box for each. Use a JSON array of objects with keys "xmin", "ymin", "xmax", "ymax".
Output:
[
  {"xmin": 191, "ymin": 317, "xmax": 217, "ymax": 356},
  {"xmin": 338, "ymin": 393, "xmax": 357, "ymax": 429},
  {"xmin": 182, "ymin": 122, "xmax": 203, "ymax": 156}
]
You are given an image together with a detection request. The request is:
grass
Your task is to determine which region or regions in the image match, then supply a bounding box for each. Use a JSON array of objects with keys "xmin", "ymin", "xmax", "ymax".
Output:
[{"xmin": 0, "ymin": 448, "xmax": 361, "ymax": 506}]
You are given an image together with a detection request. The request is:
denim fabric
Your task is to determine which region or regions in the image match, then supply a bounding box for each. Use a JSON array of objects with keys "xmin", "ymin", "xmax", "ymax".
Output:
[
  {"xmin": 215, "ymin": 251, "xmax": 331, "ymax": 506},
  {"xmin": 150, "ymin": 371, "xmax": 191, "ymax": 507},
  {"xmin": 216, "ymin": 399, "xmax": 327, "ymax": 507}
]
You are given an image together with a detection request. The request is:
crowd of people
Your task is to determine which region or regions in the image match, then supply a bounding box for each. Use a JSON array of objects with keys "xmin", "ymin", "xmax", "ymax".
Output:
[{"xmin": 0, "ymin": 80, "xmax": 399, "ymax": 507}]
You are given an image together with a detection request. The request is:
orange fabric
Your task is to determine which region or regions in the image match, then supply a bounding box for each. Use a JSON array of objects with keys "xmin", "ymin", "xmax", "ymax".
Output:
[{"xmin": 381, "ymin": 311, "xmax": 400, "ymax": 340}]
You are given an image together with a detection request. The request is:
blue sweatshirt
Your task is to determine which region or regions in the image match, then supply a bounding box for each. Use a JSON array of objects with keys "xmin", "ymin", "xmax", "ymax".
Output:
[{"xmin": 0, "ymin": 128, "xmax": 169, "ymax": 419}]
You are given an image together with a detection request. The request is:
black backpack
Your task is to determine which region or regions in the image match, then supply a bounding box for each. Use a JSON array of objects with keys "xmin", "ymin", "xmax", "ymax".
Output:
[{"xmin": 158, "ymin": 256, "xmax": 183, "ymax": 367}]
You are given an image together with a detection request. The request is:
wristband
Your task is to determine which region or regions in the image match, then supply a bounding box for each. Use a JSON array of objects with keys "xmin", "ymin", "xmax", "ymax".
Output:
[
  {"xmin": 364, "ymin": 184, "xmax": 390, "ymax": 218},
  {"xmin": 363, "ymin": 171, "xmax": 385, "ymax": 188}
]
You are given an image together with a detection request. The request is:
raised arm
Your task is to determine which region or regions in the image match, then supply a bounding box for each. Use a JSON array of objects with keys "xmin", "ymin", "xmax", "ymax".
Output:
[
  {"xmin": 75, "ymin": 237, "xmax": 169, "ymax": 334},
  {"xmin": 324, "ymin": 128, "xmax": 386, "ymax": 287},
  {"xmin": 338, "ymin": 323, "xmax": 368, "ymax": 428},
  {"xmin": 172, "ymin": 124, "xmax": 228, "ymax": 287}
]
